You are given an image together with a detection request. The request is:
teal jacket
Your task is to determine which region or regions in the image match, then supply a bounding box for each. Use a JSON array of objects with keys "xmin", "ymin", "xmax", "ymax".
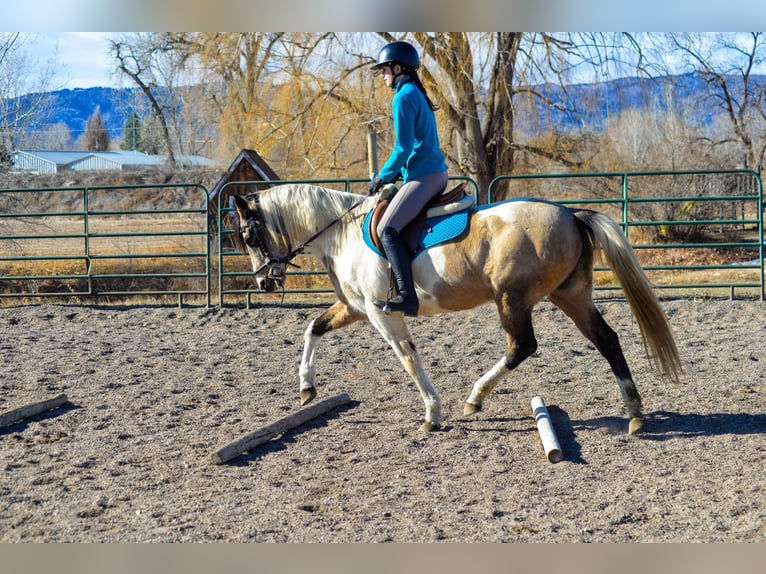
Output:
[{"xmin": 378, "ymin": 77, "xmax": 447, "ymax": 184}]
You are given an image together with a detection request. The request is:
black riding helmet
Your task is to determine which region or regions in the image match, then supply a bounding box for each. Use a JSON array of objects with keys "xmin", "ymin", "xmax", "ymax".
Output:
[{"xmin": 371, "ymin": 41, "xmax": 420, "ymax": 71}]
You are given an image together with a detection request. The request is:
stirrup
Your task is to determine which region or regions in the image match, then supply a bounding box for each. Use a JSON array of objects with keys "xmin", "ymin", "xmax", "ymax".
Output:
[{"xmin": 374, "ymin": 296, "xmax": 418, "ymax": 317}]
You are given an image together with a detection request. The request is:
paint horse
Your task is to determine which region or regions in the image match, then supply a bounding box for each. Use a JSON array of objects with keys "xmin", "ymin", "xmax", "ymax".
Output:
[{"xmin": 233, "ymin": 184, "xmax": 682, "ymax": 435}]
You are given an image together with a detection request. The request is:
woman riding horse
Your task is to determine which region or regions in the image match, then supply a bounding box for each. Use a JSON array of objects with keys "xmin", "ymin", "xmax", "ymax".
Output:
[{"xmin": 369, "ymin": 41, "xmax": 449, "ymax": 317}]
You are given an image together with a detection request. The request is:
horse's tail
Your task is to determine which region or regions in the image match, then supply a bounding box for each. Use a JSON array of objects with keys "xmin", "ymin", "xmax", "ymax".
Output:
[{"xmin": 573, "ymin": 208, "xmax": 682, "ymax": 382}]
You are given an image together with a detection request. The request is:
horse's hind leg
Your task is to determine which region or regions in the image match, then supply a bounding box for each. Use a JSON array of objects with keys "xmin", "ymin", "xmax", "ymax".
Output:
[
  {"xmin": 464, "ymin": 297, "xmax": 537, "ymax": 415},
  {"xmin": 300, "ymin": 300, "xmax": 365, "ymax": 405},
  {"xmin": 548, "ymin": 290, "xmax": 644, "ymax": 434}
]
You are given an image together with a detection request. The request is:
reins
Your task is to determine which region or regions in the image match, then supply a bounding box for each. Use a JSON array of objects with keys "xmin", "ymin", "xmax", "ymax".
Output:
[{"xmin": 278, "ymin": 191, "xmax": 372, "ymax": 264}]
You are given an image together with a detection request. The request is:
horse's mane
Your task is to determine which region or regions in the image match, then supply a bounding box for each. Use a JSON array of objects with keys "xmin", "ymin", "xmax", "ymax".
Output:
[{"xmin": 254, "ymin": 184, "xmax": 366, "ymax": 253}]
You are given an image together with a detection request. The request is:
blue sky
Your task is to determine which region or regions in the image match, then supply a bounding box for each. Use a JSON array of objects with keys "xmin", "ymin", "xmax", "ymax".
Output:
[
  {"xmin": 26, "ymin": 33, "xmax": 118, "ymax": 90},
  {"xmin": 20, "ymin": 29, "xmax": 766, "ymax": 92}
]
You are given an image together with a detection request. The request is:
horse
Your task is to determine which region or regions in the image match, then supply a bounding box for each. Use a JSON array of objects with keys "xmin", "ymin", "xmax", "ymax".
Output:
[{"xmin": 232, "ymin": 183, "xmax": 682, "ymax": 435}]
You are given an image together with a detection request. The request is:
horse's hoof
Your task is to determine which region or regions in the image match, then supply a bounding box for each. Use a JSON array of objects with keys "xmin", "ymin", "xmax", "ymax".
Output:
[
  {"xmin": 463, "ymin": 401, "xmax": 482, "ymax": 415},
  {"xmin": 300, "ymin": 387, "xmax": 317, "ymax": 406},
  {"xmin": 420, "ymin": 421, "xmax": 442, "ymax": 432},
  {"xmin": 628, "ymin": 416, "xmax": 645, "ymax": 435}
]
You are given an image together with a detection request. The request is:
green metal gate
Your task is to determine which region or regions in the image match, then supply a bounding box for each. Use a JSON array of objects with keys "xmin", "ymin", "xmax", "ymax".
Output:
[
  {"xmin": 488, "ymin": 169, "xmax": 764, "ymax": 300},
  {"xmin": 0, "ymin": 183, "xmax": 211, "ymax": 306},
  {"xmin": 1, "ymin": 170, "xmax": 762, "ymax": 306}
]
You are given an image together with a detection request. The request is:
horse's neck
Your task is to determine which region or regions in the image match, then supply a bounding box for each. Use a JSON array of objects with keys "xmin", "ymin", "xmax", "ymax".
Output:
[{"xmin": 268, "ymin": 185, "xmax": 360, "ymax": 248}]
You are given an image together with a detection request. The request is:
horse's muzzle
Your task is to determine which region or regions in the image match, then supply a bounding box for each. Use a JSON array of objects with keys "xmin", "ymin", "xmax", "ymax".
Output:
[
  {"xmin": 252, "ymin": 260, "xmax": 286, "ymax": 293},
  {"xmin": 256, "ymin": 275, "xmax": 283, "ymax": 293}
]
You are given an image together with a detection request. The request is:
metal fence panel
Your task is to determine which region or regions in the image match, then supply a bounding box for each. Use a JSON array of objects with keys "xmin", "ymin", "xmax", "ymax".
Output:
[
  {"xmin": 1, "ymin": 170, "xmax": 762, "ymax": 306},
  {"xmin": 0, "ymin": 183, "xmax": 211, "ymax": 306},
  {"xmin": 488, "ymin": 169, "xmax": 764, "ymax": 300}
]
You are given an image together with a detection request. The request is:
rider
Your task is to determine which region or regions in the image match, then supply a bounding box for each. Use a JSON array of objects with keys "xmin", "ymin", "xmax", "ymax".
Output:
[{"xmin": 369, "ymin": 40, "xmax": 449, "ymax": 317}]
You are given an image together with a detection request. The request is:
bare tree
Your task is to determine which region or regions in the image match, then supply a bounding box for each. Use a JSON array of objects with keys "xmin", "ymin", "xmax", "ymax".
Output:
[
  {"xmin": 33, "ymin": 121, "xmax": 72, "ymax": 150},
  {"xmin": 177, "ymin": 32, "xmax": 289, "ymax": 161},
  {"xmin": 109, "ymin": 34, "xmax": 183, "ymax": 166},
  {"xmin": 0, "ymin": 33, "xmax": 57, "ymax": 155},
  {"xmin": 101, "ymin": 32, "xmax": 763, "ymax": 203},
  {"xmin": 120, "ymin": 32, "xmax": 641, "ymax": 196},
  {"xmin": 204, "ymin": 32, "xmax": 642, "ymax": 200},
  {"xmin": 664, "ymin": 32, "xmax": 766, "ymax": 170}
]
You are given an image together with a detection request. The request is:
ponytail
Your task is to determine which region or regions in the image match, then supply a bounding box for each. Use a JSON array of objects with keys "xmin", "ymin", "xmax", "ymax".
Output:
[{"xmin": 403, "ymin": 69, "xmax": 438, "ymax": 111}]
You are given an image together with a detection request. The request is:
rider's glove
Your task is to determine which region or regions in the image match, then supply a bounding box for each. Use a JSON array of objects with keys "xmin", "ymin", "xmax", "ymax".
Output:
[{"xmin": 368, "ymin": 176, "xmax": 385, "ymax": 196}]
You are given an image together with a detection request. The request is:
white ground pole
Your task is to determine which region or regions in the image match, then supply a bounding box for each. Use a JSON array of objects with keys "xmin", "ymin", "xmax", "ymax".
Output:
[{"xmin": 531, "ymin": 396, "xmax": 563, "ymax": 463}]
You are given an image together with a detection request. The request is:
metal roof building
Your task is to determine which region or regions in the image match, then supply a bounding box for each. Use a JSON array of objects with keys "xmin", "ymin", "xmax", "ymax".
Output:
[
  {"xmin": 10, "ymin": 150, "xmax": 90, "ymax": 174},
  {"xmin": 10, "ymin": 150, "xmax": 216, "ymax": 174}
]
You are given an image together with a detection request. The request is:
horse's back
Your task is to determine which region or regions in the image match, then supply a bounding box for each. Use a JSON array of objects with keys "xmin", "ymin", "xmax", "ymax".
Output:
[
  {"xmin": 473, "ymin": 197, "xmax": 571, "ymax": 224},
  {"xmin": 469, "ymin": 199, "xmax": 581, "ymax": 259}
]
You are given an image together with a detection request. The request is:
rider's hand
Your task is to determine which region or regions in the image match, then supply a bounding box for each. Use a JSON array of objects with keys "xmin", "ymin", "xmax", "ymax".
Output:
[{"xmin": 368, "ymin": 176, "xmax": 384, "ymax": 196}]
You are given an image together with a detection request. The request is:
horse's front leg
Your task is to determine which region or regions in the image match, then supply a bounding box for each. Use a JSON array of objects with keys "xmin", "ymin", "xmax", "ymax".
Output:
[
  {"xmin": 300, "ymin": 300, "xmax": 365, "ymax": 405},
  {"xmin": 367, "ymin": 308, "xmax": 443, "ymax": 432}
]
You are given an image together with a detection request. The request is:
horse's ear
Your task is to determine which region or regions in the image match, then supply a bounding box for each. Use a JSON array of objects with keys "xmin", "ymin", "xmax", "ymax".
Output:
[
  {"xmin": 231, "ymin": 196, "xmax": 248, "ymax": 253},
  {"xmin": 233, "ymin": 195, "xmax": 250, "ymax": 220}
]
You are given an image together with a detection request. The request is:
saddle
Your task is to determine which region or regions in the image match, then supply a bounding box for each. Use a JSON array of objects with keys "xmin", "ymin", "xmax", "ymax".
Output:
[{"xmin": 368, "ymin": 182, "xmax": 475, "ymax": 255}]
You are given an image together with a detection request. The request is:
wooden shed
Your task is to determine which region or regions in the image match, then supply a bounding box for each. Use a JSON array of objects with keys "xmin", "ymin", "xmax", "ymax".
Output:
[{"xmin": 207, "ymin": 149, "xmax": 280, "ymax": 225}]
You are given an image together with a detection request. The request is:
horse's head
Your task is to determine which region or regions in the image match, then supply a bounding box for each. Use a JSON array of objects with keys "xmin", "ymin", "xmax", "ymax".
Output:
[{"xmin": 232, "ymin": 194, "xmax": 286, "ymax": 293}]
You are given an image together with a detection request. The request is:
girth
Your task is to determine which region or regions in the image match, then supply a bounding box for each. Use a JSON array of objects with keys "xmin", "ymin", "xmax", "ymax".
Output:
[{"xmin": 369, "ymin": 182, "xmax": 473, "ymax": 254}]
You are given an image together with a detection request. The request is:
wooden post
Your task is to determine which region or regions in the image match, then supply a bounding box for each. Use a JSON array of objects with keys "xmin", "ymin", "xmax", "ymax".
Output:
[
  {"xmin": 0, "ymin": 393, "xmax": 69, "ymax": 429},
  {"xmin": 367, "ymin": 126, "xmax": 379, "ymax": 179},
  {"xmin": 210, "ymin": 393, "xmax": 352, "ymax": 464}
]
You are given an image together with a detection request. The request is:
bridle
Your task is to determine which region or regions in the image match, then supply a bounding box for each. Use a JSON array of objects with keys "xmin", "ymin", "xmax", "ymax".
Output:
[
  {"xmin": 240, "ymin": 193, "xmax": 295, "ymax": 286},
  {"xmin": 240, "ymin": 189, "xmax": 373, "ymax": 290}
]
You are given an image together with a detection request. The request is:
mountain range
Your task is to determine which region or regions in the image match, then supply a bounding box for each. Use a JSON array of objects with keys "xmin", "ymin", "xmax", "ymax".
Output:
[
  {"xmin": 17, "ymin": 72, "xmax": 766, "ymax": 144},
  {"xmin": 44, "ymin": 86, "xmax": 134, "ymax": 139}
]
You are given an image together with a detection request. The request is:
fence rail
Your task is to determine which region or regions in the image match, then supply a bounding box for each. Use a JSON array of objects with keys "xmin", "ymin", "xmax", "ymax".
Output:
[
  {"xmin": 0, "ymin": 183, "xmax": 211, "ymax": 306},
  {"xmin": 1, "ymin": 170, "xmax": 763, "ymax": 306},
  {"xmin": 489, "ymin": 169, "xmax": 764, "ymax": 301}
]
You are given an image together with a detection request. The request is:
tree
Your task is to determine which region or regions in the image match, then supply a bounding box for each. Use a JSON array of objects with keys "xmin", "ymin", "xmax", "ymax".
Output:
[
  {"xmin": 38, "ymin": 121, "xmax": 72, "ymax": 150},
  {"xmin": 663, "ymin": 32, "xmax": 766, "ymax": 170},
  {"xmin": 0, "ymin": 33, "xmax": 57, "ymax": 152},
  {"xmin": 136, "ymin": 113, "xmax": 165, "ymax": 154},
  {"xmin": 120, "ymin": 110, "xmax": 142, "ymax": 151},
  {"xmin": 109, "ymin": 34, "xmax": 182, "ymax": 166},
  {"xmin": 176, "ymin": 32, "xmax": 289, "ymax": 161},
  {"xmin": 0, "ymin": 143, "xmax": 10, "ymax": 171},
  {"xmin": 82, "ymin": 106, "xmax": 111, "ymax": 151},
  {"xmin": 103, "ymin": 32, "xmax": 763, "ymax": 201},
  {"xmin": 408, "ymin": 33, "xmax": 658, "ymax": 200},
  {"xmin": 105, "ymin": 32, "xmax": 653, "ymax": 198},
  {"xmin": 251, "ymin": 32, "xmax": 646, "ymax": 201}
]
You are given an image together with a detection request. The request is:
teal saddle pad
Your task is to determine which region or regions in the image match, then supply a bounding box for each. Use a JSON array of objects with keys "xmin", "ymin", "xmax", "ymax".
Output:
[{"xmin": 362, "ymin": 206, "xmax": 471, "ymax": 258}]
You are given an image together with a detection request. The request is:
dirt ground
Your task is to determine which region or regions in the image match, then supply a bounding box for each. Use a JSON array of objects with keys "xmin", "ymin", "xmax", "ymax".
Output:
[{"xmin": 1, "ymin": 297, "xmax": 765, "ymax": 542}]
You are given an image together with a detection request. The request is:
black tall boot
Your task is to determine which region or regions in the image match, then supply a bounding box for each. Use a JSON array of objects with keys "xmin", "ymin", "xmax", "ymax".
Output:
[{"xmin": 374, "ymin": 227, "xmax": 419, "ymax": 317}]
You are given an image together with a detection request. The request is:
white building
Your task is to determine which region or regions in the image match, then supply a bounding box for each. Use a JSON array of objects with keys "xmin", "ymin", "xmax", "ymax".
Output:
[{"xmin": 10, "ymin": 150, "xmax": 216, "ymax": 174}]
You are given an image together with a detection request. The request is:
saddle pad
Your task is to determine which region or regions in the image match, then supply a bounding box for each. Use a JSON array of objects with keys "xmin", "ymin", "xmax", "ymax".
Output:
[{"xmin": 362, "ymin": 206, "xmax": 471, "ymax": 258}]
